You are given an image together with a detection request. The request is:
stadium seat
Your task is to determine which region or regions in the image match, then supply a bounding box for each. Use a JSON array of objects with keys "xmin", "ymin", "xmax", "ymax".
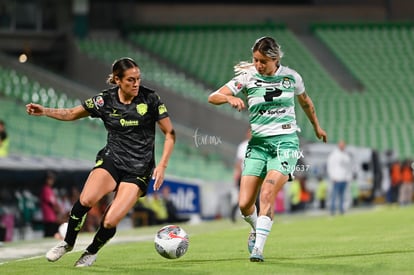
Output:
[{"xmin": 313, "ymin": 23, "xmax": 414, "ymax": 157}]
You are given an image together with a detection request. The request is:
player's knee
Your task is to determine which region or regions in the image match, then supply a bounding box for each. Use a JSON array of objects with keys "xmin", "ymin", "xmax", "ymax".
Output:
[
  {"xmin": 79, "ymin": 199, "xmax": 93, "ymax": 208},
  {"xmin": 79, "ymin": 196, "xmax": 97, "ymax": 208},
  {"xmin": 239, "ymin": 200, "xmax": 253, "ymax": 213},
  {"xmin": 102, "ymin": 216, "xmax": 119, "ymax": 229}
]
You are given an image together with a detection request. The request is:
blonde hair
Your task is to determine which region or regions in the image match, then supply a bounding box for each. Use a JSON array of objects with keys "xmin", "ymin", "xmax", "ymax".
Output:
[
  {"xmin": 234, "ymin": 61, "xmax": 254, "ymax": 75},
  {"xmin": 252, "ymin": 36, "xmax": 284, "ymax": 59},
  {"xmin": 234, "ymin": 36, "xmax": 284, "ymax": 74}
]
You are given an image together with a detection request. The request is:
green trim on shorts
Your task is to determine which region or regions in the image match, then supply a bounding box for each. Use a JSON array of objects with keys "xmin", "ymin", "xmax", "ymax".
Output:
[{"xmin": 242, "ymin": 133, "xmax": 300, "ymax": 178}]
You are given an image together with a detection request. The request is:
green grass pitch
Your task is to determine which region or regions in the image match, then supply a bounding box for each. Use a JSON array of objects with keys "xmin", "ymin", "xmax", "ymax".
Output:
[{"xmin": 1, "ymin": 205, "xmax": 414, "ymax": 274}]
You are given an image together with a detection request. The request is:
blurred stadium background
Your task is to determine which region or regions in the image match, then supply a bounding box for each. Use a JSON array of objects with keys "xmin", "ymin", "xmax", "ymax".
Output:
[{"xmin": 0, "ymin": 0, "xmax": 413, "ymax": 240}]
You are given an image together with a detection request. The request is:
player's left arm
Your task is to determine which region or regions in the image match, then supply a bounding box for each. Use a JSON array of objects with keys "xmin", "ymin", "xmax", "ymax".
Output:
[
  {"xmin": 153, "ymin": 117, "xmax": 176, "ymax": 191},
  {"xmin": 297, "ymin": 91, "xmax": 327, "ymax": 143}
]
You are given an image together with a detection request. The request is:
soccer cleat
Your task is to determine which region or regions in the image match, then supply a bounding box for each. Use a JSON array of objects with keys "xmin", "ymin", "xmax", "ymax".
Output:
[
  {"xmin": 74, "ymin": 251, "xmax": 97, "ymax": 267},
  {"xmin": 250, "ymin": 247, "xmax": 264, "ymax": 262},
  {"xmin": 247, "ymin": 232, "xmax": 256, "ymax": 254},
  {"xmin": 46, "ymin": 241, "xmax": 73, "ymax": 262}
]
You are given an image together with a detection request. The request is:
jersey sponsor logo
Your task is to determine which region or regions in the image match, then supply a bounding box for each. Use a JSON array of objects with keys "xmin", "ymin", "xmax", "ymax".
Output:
[
  {"xmin": 93, "ymin": 95, "xmax": 104, "ymax": 109},
  {"xmin": 258, "ymin": 109, "xmax": 286, "ymax": 116},
  {"xmin": 136, "ymin": 103, "xmax": 148, "ymax": 116},
  {"xmin": 158, "ymin": 104, "xmax": 167, "ymax": 115},
  {"xmin": 282, "ymin": 124, "xmax": 291, "ymax": 129},
  {"xmin": 85, "ymin": 98, "xmax": 94, "ymax": 109},
  {"xmin": 254, "ymin": 79, "xmax": 279, "ymax": 87},
  {"xmin": 110, "ymin": 108, "xmax": 121, "ymax": 117},
  {"xmin": 120, "ymin": 119, "xmax": 139, "ymax": 127}
]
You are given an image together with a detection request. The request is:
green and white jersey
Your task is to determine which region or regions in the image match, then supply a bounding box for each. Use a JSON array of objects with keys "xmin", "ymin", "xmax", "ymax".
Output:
[{"xmin": 226, "ymin": 65, "xmax": 305, "ymax": 138}]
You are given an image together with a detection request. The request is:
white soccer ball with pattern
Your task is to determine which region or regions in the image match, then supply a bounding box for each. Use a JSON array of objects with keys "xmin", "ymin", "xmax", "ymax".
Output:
[{"xmin": 154, "ymin": 225, "xmax": 189, "ymax": 259}]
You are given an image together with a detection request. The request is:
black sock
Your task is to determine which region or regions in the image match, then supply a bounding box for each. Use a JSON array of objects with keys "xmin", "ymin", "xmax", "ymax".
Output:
[
  {"xmin": 64, "ymin": 200, "xmax": 91, "ymax": 246},
  {"xmin": 86, "ymin": 225, "xmax": 116, "ymax": 254}
]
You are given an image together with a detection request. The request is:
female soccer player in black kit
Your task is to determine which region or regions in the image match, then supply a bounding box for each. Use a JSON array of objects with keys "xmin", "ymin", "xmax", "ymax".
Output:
[{"xmin": 26, "ymin": 57, "xmax": 175, "ymax": 267}]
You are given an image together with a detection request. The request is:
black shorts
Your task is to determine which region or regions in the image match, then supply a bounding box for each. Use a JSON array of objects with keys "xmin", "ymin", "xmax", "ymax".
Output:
[{"xmin": 93, "ymin": 156, "xmax": 152, "ymax": 197}]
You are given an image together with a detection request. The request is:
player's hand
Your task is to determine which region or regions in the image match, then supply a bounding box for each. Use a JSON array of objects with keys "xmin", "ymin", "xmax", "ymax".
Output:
[
  {"xmin": 314, "ymin": 126, "xmax": 327, "ymax": 143},
  {"xmin": 152, "ymin": 166, "xmax": 166, "ymax": 191},
  {"xmin": 227, "ymin": 97, "xmax": 245, "ymax": 112},
  {"xmin": 26, "ymin": 103, "xmax": 44, "ymax": 116}
]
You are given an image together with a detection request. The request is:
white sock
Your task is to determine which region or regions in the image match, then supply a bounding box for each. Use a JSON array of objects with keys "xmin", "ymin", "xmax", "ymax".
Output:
[
  {"xmin": 242, "ymin": 206, "xmax": 257, "ymax": 232},
  {"xmin": 254, "ymin": 215, "xmax": 273, "ymax": 252}
]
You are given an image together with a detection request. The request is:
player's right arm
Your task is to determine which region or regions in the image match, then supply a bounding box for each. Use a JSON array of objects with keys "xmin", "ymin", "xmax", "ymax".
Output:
[
  {"xmin": 26, "ymin": 103, "xmax": 90, "ymax": 121},
  {"xmin": 208, "ymin": 86, "xmax": 245, "ymax": 111}
]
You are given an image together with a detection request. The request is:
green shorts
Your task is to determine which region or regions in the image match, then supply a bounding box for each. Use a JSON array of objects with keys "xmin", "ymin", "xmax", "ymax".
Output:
[{"xmin": 242, "ymin": 133, "xmax": 300, "ymax": 178}]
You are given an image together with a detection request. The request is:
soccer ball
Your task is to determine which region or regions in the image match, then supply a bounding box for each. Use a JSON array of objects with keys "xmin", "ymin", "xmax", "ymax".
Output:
[{"xmin": 154, "ymin": 225, "xmax": 189, "ymax": 259}]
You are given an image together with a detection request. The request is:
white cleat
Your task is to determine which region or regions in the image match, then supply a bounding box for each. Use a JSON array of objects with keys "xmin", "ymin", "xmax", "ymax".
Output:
[
  {"xmin": 74, "ymin": 251, "xmax": 97, "ymax": 267},
  {"xmin": 250, "ymin": 247, "xmax": 264, "ymax": 262},
  {"xmin": 46, "ymin": 241, "xmax": 73, "ymax": 262}
]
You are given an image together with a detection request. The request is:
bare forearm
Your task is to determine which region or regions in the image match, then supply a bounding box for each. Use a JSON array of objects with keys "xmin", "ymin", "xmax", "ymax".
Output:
[
  {"xmin": 297, "ymin": 92, "xmax": 327, "ymax": 142},
  {"xmin": 208, "ymin": 89, "xmax": 245, "ymax": 111},
  {"xmin": 158, "ymin": 131, "xmax": 175, "ymax": 168},
  {"xmin": 43, "ymin": 108, "xmax": 76, "ymax": 121},
  {"xmin": 299, "ymin": 95, "xmax": 320, "ymax": 129},
  {"xmin": 208, "ymin": 91, "xmax": 229, "ymax": 105}
]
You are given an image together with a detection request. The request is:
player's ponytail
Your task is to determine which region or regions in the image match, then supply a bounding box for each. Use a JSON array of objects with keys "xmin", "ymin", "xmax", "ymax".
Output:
[{"xmin": 234, "ymin": 61, "xmax": 254, "ymax": 75}]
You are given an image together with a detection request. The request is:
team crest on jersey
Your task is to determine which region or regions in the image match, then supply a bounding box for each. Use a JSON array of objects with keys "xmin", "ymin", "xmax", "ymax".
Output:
[
  {"xmin": 136, "ymin": 103, "xmax": 148, "ymax": 116},
  {"xmin": 158, "ymin": 104, "xmax": 167, "ymax": 115},
  {"xmin": 93, "ymin": 96, "xmax": 104, "ymax": 108},
  {"xmin": 282, "ymin": 78, "xmax": 292, "ymax": 89}
]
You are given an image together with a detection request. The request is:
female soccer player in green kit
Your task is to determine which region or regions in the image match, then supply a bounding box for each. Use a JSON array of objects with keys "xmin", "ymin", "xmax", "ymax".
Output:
[{"xmin": 208, "ymin": 37, "xmax": 327, "ymax": 262}]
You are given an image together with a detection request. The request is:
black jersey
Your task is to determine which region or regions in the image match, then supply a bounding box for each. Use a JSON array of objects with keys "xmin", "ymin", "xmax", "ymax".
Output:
[{"xmin": 82, "ymin": 86, "xmax": 169, "ymax": 174}]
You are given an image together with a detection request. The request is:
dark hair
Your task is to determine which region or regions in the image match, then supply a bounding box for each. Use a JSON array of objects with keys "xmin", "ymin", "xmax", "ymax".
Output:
[
  {"xmin": 106, "ymin": 57, "xmax": 139, "ymax": 85},
  {"xmin": 251, "ymin": 36, "xmax": 284, "ymax": 60}
]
